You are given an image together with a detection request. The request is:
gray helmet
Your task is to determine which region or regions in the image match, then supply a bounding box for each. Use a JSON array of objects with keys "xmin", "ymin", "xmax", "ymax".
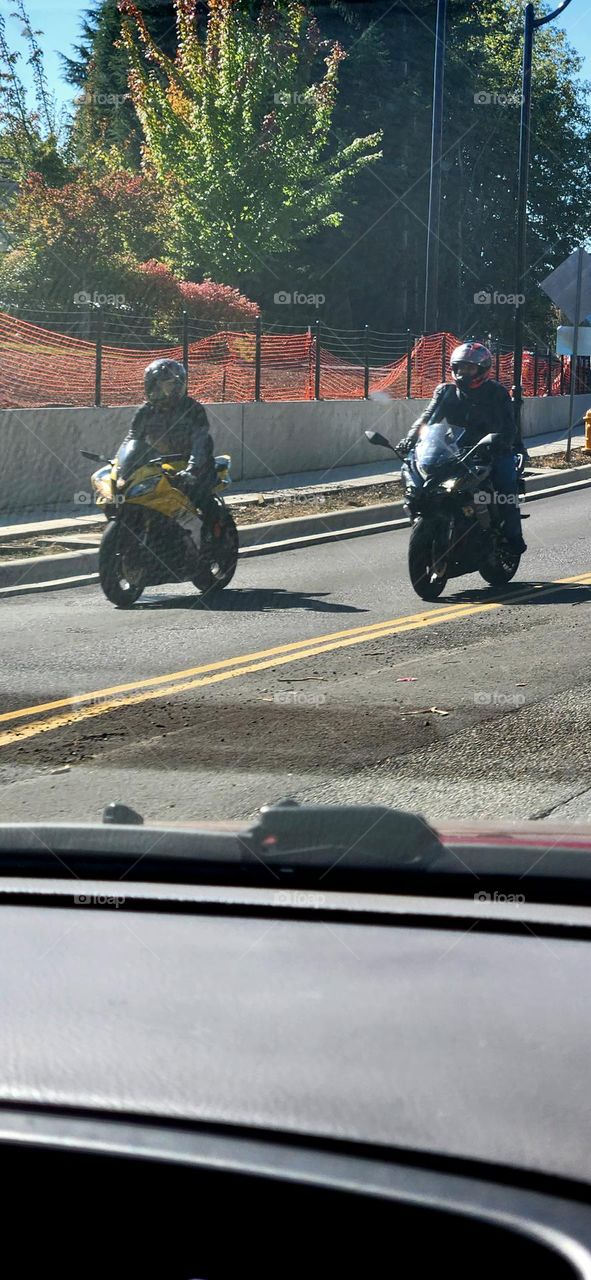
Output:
[{"xmin": 144, "ymin": 358, "xmax": 187, "ymax": 404}]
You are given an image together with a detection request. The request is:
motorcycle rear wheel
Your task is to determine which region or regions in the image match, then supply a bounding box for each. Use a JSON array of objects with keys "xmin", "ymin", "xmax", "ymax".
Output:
[
  {"xmin": 479, "ymin": 541, "xmax": 521, "ymax": 587},
  {"xmin": 192, "ymin": 508, "xmax": 239, "ymax": 596},
  {"xmin": 99, "ymin": 519, "xmax": 147, "ymax": 608},
  {"xmin": 408, "ymin": 519, "xmax": 448, "ymax": 600}
]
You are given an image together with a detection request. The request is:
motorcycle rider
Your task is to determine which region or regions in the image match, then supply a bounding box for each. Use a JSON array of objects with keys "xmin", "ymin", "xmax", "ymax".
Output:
[
  {"xmin": 400, "ymin": 342, "xmax": 527, "ymax": 554},
  {"xmin": 123, "ymin": 358, "xmax": 217, "ymax": 536}
]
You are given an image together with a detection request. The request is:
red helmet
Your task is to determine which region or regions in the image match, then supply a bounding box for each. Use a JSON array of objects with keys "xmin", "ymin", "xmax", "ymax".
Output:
[{"xmin": 450, "ymin": 342, "xmax": 492, "ymax": 389}]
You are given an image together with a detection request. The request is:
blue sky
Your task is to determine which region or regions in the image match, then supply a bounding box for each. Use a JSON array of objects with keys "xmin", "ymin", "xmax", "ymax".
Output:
[
  {"xmin": 5, "ymin": 0, "xmax": 81, "ymax": 113},
  {"xmin": 5, "ymin": 0, "xmax": 591, "ymax": 112},
  {"xmin": 559, "ymin": 2, "xmax": 591, "ymax": 83}
]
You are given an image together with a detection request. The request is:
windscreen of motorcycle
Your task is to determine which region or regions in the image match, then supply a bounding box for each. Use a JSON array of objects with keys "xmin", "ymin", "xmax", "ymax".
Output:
[
  {"xmin": 415, "ymin": 419, "xmax": 464, "ymax": 480},
  {"xmin": 115, "ymin": 438, "xmax": 153, "ymax": 481}
]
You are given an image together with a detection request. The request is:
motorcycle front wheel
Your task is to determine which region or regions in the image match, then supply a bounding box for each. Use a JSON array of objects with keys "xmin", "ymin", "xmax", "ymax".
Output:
[
  {"xmin": 193, "ymin": 508, "xmax": 239, "ymax": 596},
  {"xmin": 98, "ymin": 519, "xmax": 147, "ymax": 608},
  {"xmin": 479, "ymin": 541, "xmax": 521, "ymax": 587},
  {"xmin": 408, "ymin": 518, "xmax": 448, "ymax": 600}
]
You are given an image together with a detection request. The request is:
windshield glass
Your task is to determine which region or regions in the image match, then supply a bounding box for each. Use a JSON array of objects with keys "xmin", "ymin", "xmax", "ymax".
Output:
[
  {"xmin": 1, "ymin": 0, "xmax": 590, "ymax": 857},
  {"xmin": 415, "ymin": 421, "xmax": 464, "ymax": 475},
  {"xmin": 115, "ymin": 438, "xmax": 151, "ymax": 477}
]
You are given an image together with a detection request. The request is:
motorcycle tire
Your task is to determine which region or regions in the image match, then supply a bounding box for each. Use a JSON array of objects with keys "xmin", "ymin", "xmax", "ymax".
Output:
[
  {"xmin": 408, "ymin": 519, "xmax": 448, "ymax": 600},
  {"xmin": 98, "ymin": 519, "xmax": 147, "ymax": 608},
  {"xmin": 193, "ymin": 508, "xmax": 239, "ymax": 596},
  {"xmin": 479, "ymin": 542, "xmax": 521, "ymax": 587}
]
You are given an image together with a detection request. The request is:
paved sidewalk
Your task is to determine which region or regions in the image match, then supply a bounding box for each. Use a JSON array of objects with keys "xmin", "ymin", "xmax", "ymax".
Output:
[
  {"xmin": 0, "ymin": 421, "xmax": 585, "ymax": 541},
  {"xmin": 526, "ymin": 421, "xmax": 585, "ymax": 456}
]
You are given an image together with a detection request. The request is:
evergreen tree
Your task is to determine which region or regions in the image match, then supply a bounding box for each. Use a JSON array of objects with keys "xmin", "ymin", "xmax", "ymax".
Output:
[{"xmin": 63, "ymin": 0, "xmax": 178, "ymax": 161}]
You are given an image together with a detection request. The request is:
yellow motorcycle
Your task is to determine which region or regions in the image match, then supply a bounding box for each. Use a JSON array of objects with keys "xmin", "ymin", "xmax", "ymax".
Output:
[{"xmin": 81, "ymin": 441, "xmax": 239, "ymax": 608}]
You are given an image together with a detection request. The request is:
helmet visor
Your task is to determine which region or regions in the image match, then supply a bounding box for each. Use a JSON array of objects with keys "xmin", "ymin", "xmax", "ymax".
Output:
[{"xmin": 147, "ymin": 372, "xmax": 184, "ymax": 403}]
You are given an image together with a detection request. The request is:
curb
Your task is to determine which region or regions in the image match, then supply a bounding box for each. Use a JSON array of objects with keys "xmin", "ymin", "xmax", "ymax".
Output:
[
  {"xmin": 2, "ymin": 466, "xmax": 591, "ymax": 597},
  {"xmin": 0, "ymin": 549, "xmax": 100, "ymax": 594}
]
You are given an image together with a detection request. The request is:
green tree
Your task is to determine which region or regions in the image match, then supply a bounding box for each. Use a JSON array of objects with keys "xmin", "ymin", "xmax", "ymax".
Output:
[
  {"xmin": 64, "ymin": 0, "xmax": 178, "ymax": 163},
  {"xmin": 118, "ymin": 0, "xmax": 382, "ymax": 283},
  {"xmin": 291, "ymin": 1, "xmax": 437, "ymax": 331},
  {"xmin": 0, "ymin": 166, "xmax": 260, "ymax": 329},
  {"xmin": 439, "ymin": 0, "xmax": 591, "ymax": 346},
  {"xmin": 0, "ymin": 168, "xmax": 162, "ymax": 307},
  {"xmin": 0, "ymin": 1, "xmax": 68, "ymax": 186}
]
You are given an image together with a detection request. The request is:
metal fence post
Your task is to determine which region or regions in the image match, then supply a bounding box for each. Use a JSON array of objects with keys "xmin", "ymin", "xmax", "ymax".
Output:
[
  {"xmin": 560, "ymin": 354, "xmax": 565, "ymax": 396},
  {"xmin": 94, "ymin": 305, "xmax": 103, "ymax": 407},
  {"xmin": 363, "ymin": 325, "xmax": 370, "ymax": 399},
  {"xmin": 406, "ymin": 330, "xmax": 413, "ymax": 399},
  {"xmin": 254, "ymin": 315, "xmax": 262, "ymax": 401},
  {"xmin": 546, "ymin": 345, "xmax": 552, "ymax": 396},
  {"xmin": 182, "ymin": 309, "xmax": 189, "ymax": 374},
  {"xmin": 314, "ymin": 320, "xmax": 321, "ymax": 400},
  {"xmin": 533, "ymin": 345, "xmax": 539, "ymax": 396}
]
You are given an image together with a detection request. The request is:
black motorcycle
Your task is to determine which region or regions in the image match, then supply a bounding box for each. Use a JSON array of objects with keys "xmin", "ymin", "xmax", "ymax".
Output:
[{"xmin": 366, "ymin": 421, "xmax": 526, "ymax": 601}]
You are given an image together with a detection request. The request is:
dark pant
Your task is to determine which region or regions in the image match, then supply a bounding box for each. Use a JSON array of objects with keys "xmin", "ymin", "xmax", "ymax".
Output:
[{"xmin": 491, "ymin": 453, "xmax": 522, "ymax": 543}]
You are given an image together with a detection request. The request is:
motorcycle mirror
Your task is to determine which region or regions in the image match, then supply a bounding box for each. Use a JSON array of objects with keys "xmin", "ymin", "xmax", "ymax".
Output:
[
  {"xmin": 365, "ymin": 430, "xmax": 395, "ymax": 450},
  {"xmin": 80, "ymin": 449, "xmax": 108, "ymax": 463}
]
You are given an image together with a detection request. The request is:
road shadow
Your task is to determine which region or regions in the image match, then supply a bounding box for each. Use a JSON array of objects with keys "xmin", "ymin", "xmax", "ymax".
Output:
[
  {"xmin": 136, "ymin": 586, "xmax": 368, "ymax": 614},
  {"xmin": 446, "ymin": 580, "xmax": 591, "ymax": 607}
]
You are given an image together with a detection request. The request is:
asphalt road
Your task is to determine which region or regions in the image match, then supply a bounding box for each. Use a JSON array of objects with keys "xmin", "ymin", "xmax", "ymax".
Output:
[{"xmin": 2, "ymin": 486, "xmax": 591, "ymax": 826}]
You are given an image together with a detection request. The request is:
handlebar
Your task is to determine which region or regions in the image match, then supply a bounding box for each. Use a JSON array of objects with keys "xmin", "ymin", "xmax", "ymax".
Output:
[
  {"xmin": 80, "ymin": 448, "xmax": 186, "ymax": 465},
  {"xmin": 80, "ymin": 449, "xmax": 112, "ymax": 464}
]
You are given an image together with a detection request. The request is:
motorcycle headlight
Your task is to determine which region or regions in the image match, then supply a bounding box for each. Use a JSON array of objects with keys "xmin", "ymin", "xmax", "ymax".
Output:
[{"xmin": 127, "ymin": 475, "xmax": 161, "ymax": 498}]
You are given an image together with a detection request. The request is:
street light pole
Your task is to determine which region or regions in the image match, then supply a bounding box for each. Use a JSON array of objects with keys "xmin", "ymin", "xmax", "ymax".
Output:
[
  {"xmin": 423, "ymin": 0, "xmax": 447, "ymax": 334},
  {"xmin": 513, "ymin": 0, "xmax": 574, "ymax": 439}
]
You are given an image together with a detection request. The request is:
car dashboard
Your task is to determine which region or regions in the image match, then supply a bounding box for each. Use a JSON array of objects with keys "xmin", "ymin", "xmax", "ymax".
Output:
[{"xmin": 1, "ymin": 815, "xmax": 591, "ymax": 1277}]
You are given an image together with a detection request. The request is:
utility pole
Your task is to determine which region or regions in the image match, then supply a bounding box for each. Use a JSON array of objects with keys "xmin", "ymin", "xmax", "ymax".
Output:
[
  {"xmin": 513, "ymin": 0, "xmax": 574, "ymax": 439},
  {"xmin": 423, "ymin": 0, "xmax": 447, "ymax": 335}
]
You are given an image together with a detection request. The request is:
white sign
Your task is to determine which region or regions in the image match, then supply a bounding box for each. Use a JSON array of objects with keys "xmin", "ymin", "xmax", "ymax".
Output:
[
  {"xmin": 556, "ymin": 326, "xmax": 591, "ymax": 357},
  {"xmin": 540, "ymin": 248, "xmax": 591, "ymax": 324}
]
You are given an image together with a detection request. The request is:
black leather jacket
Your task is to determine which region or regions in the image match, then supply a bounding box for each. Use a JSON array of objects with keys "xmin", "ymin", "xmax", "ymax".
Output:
[
  {"xmin": 413, "ymin": 379, "xmax": 517, "ymax": 453},
  {"xmin": 125, "ymin": 396, "xmax": 216, "ymax": 490}
]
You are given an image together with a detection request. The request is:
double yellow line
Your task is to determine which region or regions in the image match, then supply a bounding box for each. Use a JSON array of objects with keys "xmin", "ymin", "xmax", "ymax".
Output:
[{"xmin": 2, "ymin": 571, "xmax": 590, "ymax": 749}]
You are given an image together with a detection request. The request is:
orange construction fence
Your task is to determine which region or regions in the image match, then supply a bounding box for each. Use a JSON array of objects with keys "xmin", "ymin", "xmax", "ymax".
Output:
[{"xmin": 0, "ymin": 311, "xmax": 578, "ymax": 409}]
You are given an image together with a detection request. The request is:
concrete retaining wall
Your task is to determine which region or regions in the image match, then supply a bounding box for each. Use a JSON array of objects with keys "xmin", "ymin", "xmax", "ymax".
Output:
[
  {"xmin": 2, "ymin": 392, "xmax": 590, "ymax": 513},
  {"xmin": 521, "ymin": 392, "xmax": 591, "ymax": 437},
  {"xmin": 0, "ymin": 404, "xmax": 243, "ymax": 513}
]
